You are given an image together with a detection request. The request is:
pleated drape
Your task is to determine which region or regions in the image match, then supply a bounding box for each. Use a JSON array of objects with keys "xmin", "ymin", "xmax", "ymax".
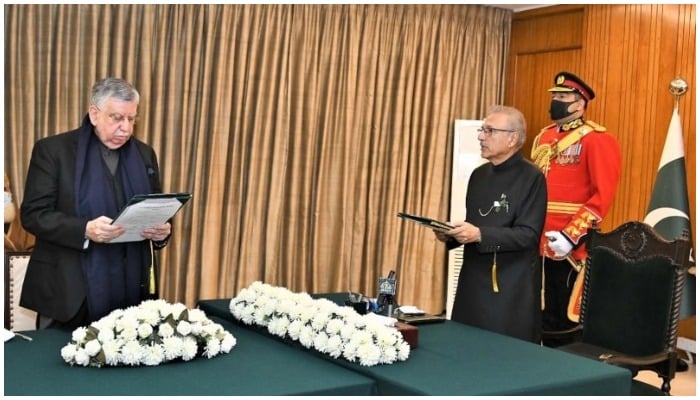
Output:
[{"xmin": 4, "ymin": 4, "xmax": 511, "ymax": 313}]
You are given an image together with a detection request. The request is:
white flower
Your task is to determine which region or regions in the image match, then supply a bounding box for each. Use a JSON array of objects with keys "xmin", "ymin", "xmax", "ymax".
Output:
[
  {"xmin": 339, "ymin": 323, "xmax": 356, "ymax": 341},
  {"xmin": 71, "ymin": 327, "xmax": 88, "ymax": 343},
  {"xmin": 158, "ymin": 322, "xmax": 174, "ymax": 338},
  {"xmin": 311, "ymin": 312, "xmax": 330, "ymax": 332},
  {"xmin": 203, "ymin": 338, "xmax": 221, "ymax": 359},
  {"xmin": 181, "ymin": 336, "xmax": 199, "ymax": 361},
  {"xmin": 119, "ymin": 340, "xmax": 143, "ymax": 366},
  {"xmin": 298, "ymin": 306, "xmax": 316, "ymax": 324},
  {"xmin": 287, "ymin": 319, "xmax": 304, "ymax": 341},
  {"xmin": 375, "ymin": 327, "xmax": 398, "ymax": 347},
  {"xmin": 60, "ymin": 343, "xmax": 78, "ymax": 362},
  {"xmin": 356, "ymin": 343, "xmax": 382, "ymax": 366},
  {"xmin": 343, "ymin": 341, "xmax": 359, "ymax": 361},
  {"xmin": 162, "ymin": 336, "xmax": 184, "ymax": 360},
  {"xmin": 200, "ymin": 323, "xmax": 219, "ymax": 337},
  {"xmin": 61, "ymin": 300, "xmax": 236, "ymax": 368},
  {"xmin": 240, "ymin": 304, "xmax": 257, "ymax": 325},
  {"xmin": 253, "ymin": 308, "xmax": 269, "ymax": 326},
  {"xmin": 84, "ymin": 339, "xmax": 102, "ymax": 357},
  {"xmin": 102, "ymin": 340, "xmax": 122, "ymax": 366},
  {"xmin": 313, "ymin": 331, "xmax": 330, "ymax": 353},
  {"xmin": 97, "ymin": 327, "xmax": 115, "ymax": 343},
  {"xmin": 188, "ymin": 308, "xmax": 207, "ymax": 323},
  {"xmin": 169, "ymin": 302, "xmax": 188, "ymax": 319},
  {"xmin": 287, "ymin": 302, "xmax": 303, "ymax": 318},
  {"xmin": 238, "ymin": 287, "xmax": 257, "ymax": 303},
  {"xmin": 176, "ymin": 320, "xmax": 192, "ymax": 336},
  {"xmin": 380, "ymin": 345, "xmax": 398, "ymax": 364},
  {"xmin": 116, "ymin": 313, "xmax": 139, "ymax": 333},
  {"xmin": 191, "ymin": 322, "xmax": 205, "ymax": 336},
  {"xmin": 397, "ymin": 341, "xmax": 411, "ymax": 361},
  {"xmin": 325, "ymin": 318, "xmax": 344, "ymax": 336},
  {"xmin": 120, "ymin": 327, "xmax": 138, "ymax": 342},
  {"xmin": 141, "ymin": 343, "xmax": 165, "ymax": 366},
  {"xmin": 220, "ymin": 333, "xmax": 237, "ymax": 353},
  {"xmin": 230, "ymin": 282, "xmax": 411, "ymax": 366},
  {"xmin": 268, "ymin": 316, "xmax": 291, "ymax": 337},
  {"xmin": 137, "ymin": 322, "xmax": 154, "ymax": 339},
  {"xmin": 326, "ymin": 335, "xmax": 344, "ymax": 359},
  {"xmin": 137, "ymin": 308, "xmax": 160, "ymax": 326},
  {"xmin": 74, "ymin": 348, "xmax": 91, "ymax": 366},
  {"xmin": 299, "ymin": 325, "xmax": 315, "ymax": 348}
]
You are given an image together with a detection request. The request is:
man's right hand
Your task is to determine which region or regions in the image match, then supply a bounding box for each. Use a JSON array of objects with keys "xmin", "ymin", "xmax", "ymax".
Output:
[{"xmin": 85, "ymin": 216, "xmax": 126, "ymax": 243}]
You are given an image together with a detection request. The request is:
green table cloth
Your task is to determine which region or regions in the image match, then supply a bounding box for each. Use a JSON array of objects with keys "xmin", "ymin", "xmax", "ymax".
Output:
[
  {"xmin": 199, "ymin": 297, "xmax": 631, "ymax": 395},
  {"xmin": 4, "ymin": 315, "xmax": 376, "ymax": 395}
]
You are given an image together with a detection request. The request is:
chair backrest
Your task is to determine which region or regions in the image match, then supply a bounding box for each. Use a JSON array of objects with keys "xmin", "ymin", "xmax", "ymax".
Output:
[
  {"xmin": 579, "ymin": 221, "xmax": 691, "ymax": 356},
  {"xmin": 4, "ymin": 251, "xmax": 37, "ymax": 331}
]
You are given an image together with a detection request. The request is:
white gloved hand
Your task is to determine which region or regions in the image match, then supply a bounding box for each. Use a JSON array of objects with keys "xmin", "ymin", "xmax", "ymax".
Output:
[{"xmin": 545, "ymin": 231, "xmax": 573, "ymax": 257}]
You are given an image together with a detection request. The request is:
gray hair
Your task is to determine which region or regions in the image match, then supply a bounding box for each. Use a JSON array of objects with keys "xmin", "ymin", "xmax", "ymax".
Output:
[
  {"xmin": 486, "ymin": 105, "xmax": 526, "ymax": 148},
  {"xmin": 91, "ymin": 77, "xmax": 140, "ymax": 108}
]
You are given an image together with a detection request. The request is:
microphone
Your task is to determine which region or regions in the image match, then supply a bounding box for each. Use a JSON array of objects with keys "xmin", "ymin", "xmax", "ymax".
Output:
[{"xmin": 377, "ymin": 270, "xmax": 397, "ymax": 316}]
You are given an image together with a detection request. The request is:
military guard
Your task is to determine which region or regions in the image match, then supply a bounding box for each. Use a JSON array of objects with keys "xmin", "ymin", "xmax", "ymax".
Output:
[{"xmin": 531, "ymin": 71, "xmax": 621, "ymax": 346}]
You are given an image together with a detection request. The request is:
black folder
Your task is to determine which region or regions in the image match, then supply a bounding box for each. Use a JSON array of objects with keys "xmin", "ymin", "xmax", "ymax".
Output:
[{"xmin": 397, "ymin": 212, "xmax": 454, "ymax": 232}]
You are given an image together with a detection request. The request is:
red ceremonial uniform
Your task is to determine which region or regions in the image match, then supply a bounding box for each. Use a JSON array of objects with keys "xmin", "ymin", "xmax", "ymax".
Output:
[{"xmin": 531, "ymin": 119, "xmax": 621, "ymax": 262}]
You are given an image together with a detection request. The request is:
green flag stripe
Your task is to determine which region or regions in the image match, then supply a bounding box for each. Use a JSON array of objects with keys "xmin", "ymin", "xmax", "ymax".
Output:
[
  {"xmin": 649, "ymin": 216, "xmax": 691, "ymax": 242},
  {"xmin": 646, "ymin": 157, "xmax": 690, "ymax": 212}
]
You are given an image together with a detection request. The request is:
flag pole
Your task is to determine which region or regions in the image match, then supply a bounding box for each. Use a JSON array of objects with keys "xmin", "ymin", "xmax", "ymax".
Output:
[
  {"xmin": 668, "ymin": 77, "xmax": 688, "ymax": 110},
  {"xmin": 665, "ymin": 76, "xmax": 694, "ymax": 370}
]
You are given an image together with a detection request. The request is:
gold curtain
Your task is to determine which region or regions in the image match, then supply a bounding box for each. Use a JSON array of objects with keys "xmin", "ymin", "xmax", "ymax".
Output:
[{"xmin": 4, "ymin": 4, "xmax": 511, "ymax": 313}]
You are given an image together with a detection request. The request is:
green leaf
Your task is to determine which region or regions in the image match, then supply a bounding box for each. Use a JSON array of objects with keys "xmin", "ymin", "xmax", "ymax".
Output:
[
  {"xmin": 85, "ymin": 326, "xmax": 99, "ymax": 341},
  {"xmin": 95, "ymin": 350, "xmax": 106, "ymax": 366},
  {"xmin": 164, "ymin": 314, "xmax": 176, "ymax": 326}
]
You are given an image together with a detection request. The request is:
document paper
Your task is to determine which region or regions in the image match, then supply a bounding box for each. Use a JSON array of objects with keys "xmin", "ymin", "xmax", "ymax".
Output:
[{"xmin": 108, "ymin": 194, "xmax": 191, "ymax": 243}]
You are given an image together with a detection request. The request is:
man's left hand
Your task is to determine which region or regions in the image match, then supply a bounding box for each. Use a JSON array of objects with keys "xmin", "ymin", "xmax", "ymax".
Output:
[
  {"xmin": 545, "ymin": 231, "xmax": 573, "ymax": 257},
  {"xmin": 142, "ymin": 222, "xmax": 171, "ymax": 242}
]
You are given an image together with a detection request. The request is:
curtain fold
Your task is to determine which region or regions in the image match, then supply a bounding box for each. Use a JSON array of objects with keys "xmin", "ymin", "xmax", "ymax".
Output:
[{"xmin": 4, "ymin": 4, "xmax": 511, "ymax": 313}]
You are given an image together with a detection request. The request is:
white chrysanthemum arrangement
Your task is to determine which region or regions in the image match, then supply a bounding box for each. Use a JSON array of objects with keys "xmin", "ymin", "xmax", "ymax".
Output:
[
  {"xmin": 61, "ymin": 299, "xmax": 236, "ymax": 367},
  {"xmin": 229, "ymin": 281, "xmax": 410, "ymax": 366}
]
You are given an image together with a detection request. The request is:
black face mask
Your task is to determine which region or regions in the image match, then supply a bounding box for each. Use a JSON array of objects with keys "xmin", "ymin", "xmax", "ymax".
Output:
[{"xmin": 549, "ymin": 99, "xmax": 577, "ymax": 121}]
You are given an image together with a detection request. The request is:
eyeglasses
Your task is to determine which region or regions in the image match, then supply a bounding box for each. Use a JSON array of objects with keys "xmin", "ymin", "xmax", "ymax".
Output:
[
  {"xmin": 95, "ymin": 106, "xmax": 138, "ymax": 125},
  {"xmin": 477, "ymin": 126, "xmax": 514, "ymax": 137}
]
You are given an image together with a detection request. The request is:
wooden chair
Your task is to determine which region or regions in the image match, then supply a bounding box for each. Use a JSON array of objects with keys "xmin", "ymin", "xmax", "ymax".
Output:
[
  {"xmin": 554, "ymin": 221, "xmax": 691, "ymax": 395},
  {"xmin": 4, "ymin": 251, "xmax": 37, "ymax": 331}
]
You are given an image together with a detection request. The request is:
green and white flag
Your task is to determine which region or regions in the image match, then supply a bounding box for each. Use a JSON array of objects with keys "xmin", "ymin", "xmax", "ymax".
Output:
[{"xmin": 643, "ymin": 107, "xmax": 695, "ymax": 317}]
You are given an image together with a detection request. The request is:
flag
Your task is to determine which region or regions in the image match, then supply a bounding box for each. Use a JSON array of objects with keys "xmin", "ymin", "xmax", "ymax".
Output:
[{"xmin": 643, "ymin": 107, "xmax": 695, "ymax": 318}]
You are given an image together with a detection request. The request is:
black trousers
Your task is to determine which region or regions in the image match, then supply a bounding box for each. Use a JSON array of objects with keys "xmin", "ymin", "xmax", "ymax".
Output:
[
  {"xmin": 542, "ymin": 257, "xmax": 579, "ymax": 347},
  {"xmin": 36, "ymin": 299, "xmax": 89, "ymax": 331}
]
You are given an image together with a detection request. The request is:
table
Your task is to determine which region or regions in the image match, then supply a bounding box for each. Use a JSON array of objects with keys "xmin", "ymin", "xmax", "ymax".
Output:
[
  {"xmin": 4, "ymin": 315, "xmax": 377, "ymax": 395},
  {"xmin": 198, "ymin": 297, "xmax": 631, "ymax": 395}
]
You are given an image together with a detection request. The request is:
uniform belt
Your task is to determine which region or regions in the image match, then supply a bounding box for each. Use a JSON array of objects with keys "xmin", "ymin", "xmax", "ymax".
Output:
[{"xmin": 547, "ymin": 201, "xmax": 583, "ymax": 214}]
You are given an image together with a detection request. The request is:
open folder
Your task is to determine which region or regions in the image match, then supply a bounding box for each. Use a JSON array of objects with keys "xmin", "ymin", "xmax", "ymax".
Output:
[
  {"xmin": 397, "ymin": 212, "xmax": 454, "ymax": 232},
  {"xmin": 108, "ymin": 193, "xmax": 192, "ymax": 243}
]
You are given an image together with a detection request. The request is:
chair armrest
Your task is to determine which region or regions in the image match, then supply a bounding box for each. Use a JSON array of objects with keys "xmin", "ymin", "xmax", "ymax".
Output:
[
  {"xmin": 600, "ymin": 351, "xmax": 670, "ymax": 367},
  {"xmin": 542, "ymin": 325, "xmax": 583, "ymax": 340}
]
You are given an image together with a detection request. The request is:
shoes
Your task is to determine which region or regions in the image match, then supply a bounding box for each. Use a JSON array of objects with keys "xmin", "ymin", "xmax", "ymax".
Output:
[{"xmin": 677, "ymin": 359, "xmax": 689, "ymax": 372}]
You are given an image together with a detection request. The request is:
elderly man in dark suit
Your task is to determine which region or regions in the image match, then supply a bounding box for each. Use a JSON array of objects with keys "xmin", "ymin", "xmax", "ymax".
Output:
[
  {"xmin": 434, "ymin": 105, "xmax": 547, "ymax": 343},
  {"xmin": 20, "ymin": 77, "xmax": 171, "ymax": 330}
]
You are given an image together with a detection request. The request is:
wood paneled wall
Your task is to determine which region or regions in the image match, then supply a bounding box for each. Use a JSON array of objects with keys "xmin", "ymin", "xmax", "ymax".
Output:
[{"xmin": 505, "ymin": 4, "xmax": 696, "ymax": 243}]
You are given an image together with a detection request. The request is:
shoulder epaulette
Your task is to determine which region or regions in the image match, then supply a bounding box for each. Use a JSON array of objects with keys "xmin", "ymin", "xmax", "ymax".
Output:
[
  {"xmin": 540, "ymin": 123, "xmax": 557, "ymax": 133},
  {"xmin": 585, "ymin": 120, "xmax": 606, "ymax": 132},
  {"xmin": 532, "ymin": 123, "xmax": 556, "ymax": 156}
]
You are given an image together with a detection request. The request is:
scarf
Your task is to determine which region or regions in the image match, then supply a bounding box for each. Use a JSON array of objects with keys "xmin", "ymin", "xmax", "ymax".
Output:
[{"xmin": 74, "ymin": 116, "xmax": 153, "ymax": 322}]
